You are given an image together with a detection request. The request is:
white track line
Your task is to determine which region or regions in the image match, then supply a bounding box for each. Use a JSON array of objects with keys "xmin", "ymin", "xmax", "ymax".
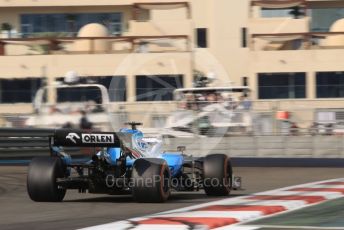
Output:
[
  {"xmin": 149, "ymin": 211, "xmax": 263, "ymax": 220},
  {"xmin": 255, "ymin": 191, "xmax": 343, "ymax": 199},
  {"xmin": 304, "ymin": 185, "xmax": 344, "ymax": 188},
  {"xmin": 128, "ymin": 225, "xmax": 192, "ymax": 230},
  {"xmin": 215, "ymin": 227, "xmax": 260, "ymax": 230},
  {"xmin": 245, "ymin": 225, "xmax": 344, "ymax": 230},
  {"xmin": 214, "ymin": 226, "xmax": 260, "ymax": 230}
]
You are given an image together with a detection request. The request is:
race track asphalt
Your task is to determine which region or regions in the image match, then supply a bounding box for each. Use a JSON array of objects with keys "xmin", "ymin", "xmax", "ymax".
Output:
[{"xmin": 0, "ymin": 166, "xmax": 343, "ymax": 230}]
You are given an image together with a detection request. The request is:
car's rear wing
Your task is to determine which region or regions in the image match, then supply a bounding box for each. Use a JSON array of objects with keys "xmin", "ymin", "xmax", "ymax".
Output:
[{"xmin": 52, "ymin": 129, "xmax": 133, "ymax": 148}]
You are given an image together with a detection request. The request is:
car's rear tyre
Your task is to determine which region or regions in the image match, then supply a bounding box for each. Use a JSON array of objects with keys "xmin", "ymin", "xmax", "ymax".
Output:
[
  {"xmin": 27, "ymin": 157, "xmax": 66, "ymax": 202},
  {"xmin": 132, "ymin": 158, "xmax": 171, "ymax": 202},
  {"xmin": 203, "ymin": 154, "xmax": 232, "ymax": 196}
]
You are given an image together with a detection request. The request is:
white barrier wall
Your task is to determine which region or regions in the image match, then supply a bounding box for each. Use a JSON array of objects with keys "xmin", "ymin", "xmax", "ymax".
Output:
[{"xmin": 162, "ymin": 136, "xmax": 344, "ymax": 158}]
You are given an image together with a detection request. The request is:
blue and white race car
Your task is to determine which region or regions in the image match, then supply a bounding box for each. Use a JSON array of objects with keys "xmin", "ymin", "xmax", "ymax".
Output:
[{"xmin": 27, "ymin": 122, "xmax": 241, "ymax": 203}]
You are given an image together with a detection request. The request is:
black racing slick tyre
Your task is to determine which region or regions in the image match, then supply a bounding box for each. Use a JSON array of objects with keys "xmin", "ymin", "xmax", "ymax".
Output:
[
  {"xmin": 132, "ymin": 158, "xmax": 171, "ymax": 203},
  {"xmin": 203, "ymin": 154, "xmax": 232, "ymax": 196},
  {"xmin": 27, "ymin": 157, "xmax": 66, "ymax": 202}
]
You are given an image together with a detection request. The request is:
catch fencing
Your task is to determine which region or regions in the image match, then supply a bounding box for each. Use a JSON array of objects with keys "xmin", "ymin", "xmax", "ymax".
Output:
[
  {"xmin": 0, "ymin": 128, "xmax": 343, "ymax": 160},
  {"xmin": 1, "ymin": 101, "xmax": 344, "ymax": 160},
  {"xmin": 1, "ymin": 99, "xmax": 344, "ymax": 135},
  {"xmin": 0, "ymin": 128, "xmax": 80, "ymax": 159}
]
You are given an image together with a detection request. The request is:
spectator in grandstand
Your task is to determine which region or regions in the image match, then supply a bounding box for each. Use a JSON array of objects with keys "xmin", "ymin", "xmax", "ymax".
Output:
[
  {"xmin": 206, "ymin": 93, "xmax": 217, "ymax": 103},
  {"xmin": 185, "ymin": 94, "xmax": 196, "ymax": 110},
  {"xmin": 290, "ymin": 122, "xmax": 299, "ymax": 136},
  {"xmin": 62, "ymin": 122, "xmax": 73, "ymax": 129},
  {"xmin": 309, "ymin": 122, "xmax": 318, "ymax": 136},
  {"xmin": 325, "ymin": 123, "xmax": 333, "ymax": 136},
  {"xmin": 237, "ymin": 95, "xmax": 252, "ymax": 110},
  {"xmin": 225, "ymin": 97, "xmax": 237, "ymax": 110},
  {"xmin": 79, "ymin": 110, "xmax": 93, "ymax": 130},
  {"xmin": 196, "ymin": 94, "xmax": 206, "ymax": 109},
  {"xmin": 216, "ymin": 93, "xmax": 224, "ymax": 103}
]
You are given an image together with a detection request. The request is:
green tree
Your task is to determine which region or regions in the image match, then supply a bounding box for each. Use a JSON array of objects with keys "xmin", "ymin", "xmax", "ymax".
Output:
[{"xmin": 1, "ymin": 23, "xmax": 12, "ymax": 38}]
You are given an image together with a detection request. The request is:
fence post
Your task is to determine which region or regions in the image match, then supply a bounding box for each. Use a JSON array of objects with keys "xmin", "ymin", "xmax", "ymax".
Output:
[
  {"xmin": 342, "ymin": 136, "xmax": 344, "ymax": 157},
  {"xmin": 90, "ymin": 38, "xmax": 94, "ymax": 54},
  {"xmin": 254, "ymin": 135, "xmax": 259, "ymax": 157},
  {"xmin": 0, "ymin": 41, "xmax": 5, "ymax": 55}
]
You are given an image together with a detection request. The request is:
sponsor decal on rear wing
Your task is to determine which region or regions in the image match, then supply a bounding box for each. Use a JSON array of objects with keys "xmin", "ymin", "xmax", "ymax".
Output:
[{"xmin": 53, "ymin": 129, "xmax": 132, "ymax": 148}]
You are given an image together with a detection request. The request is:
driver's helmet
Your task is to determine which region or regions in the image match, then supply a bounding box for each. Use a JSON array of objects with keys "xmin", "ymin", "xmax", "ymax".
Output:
[
  {"xmin": 119, "ymin": 128, "xmax": 147, "ymax": 151},
  {"xmin": 120, "ymin": 128, "xmax": 143, "ymax": 138}
]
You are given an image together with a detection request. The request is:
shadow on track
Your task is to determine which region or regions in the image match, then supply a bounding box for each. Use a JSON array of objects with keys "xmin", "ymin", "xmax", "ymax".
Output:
[{"xmin": 64, "ymin": 192, "xmax": 246, "ymax": 203}]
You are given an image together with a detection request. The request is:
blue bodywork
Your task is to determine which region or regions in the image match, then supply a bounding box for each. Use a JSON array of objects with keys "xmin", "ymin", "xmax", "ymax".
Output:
[
  {"xmin": 105, "ymin": 148, "xmax": 184, "ymax": 177},
  {"xmin": 160, "ymin": 153, "xmax": 184, "ymax": 176},
  {"xmin": 106, "ymin": 147, "xmax": 135, "ymax": 167},
  {"xmin": 55, "ymin": 127, "xmax": 185, "ymax": 178}
]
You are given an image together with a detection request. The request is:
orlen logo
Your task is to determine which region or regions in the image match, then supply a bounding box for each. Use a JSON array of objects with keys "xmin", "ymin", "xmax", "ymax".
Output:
[
  {"xmin": 81, "ymin": 134, "xmax": 114, "ymax": 144},
  {"xmin": 66, "ymin": 133, "xmax": 81, "ymax": 144}
]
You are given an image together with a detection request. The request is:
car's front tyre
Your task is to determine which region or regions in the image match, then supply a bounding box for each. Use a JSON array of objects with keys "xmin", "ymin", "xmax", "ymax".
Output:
[{"xmin": 203, "ymin": 153, "xmax": 232, "ymax": 196}]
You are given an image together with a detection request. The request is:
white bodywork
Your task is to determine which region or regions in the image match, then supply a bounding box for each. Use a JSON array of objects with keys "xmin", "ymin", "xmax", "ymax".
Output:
[
  {"xmin": 164, "ymin": 86, "xmax": 253, "ymax": 136},
  {"xmin": 26, "ymin": 83, "xmax": 111, "ymax": 131},
  {"xmin": 140, "ymin": 86, "xmax": 253, "ymax": 138}
]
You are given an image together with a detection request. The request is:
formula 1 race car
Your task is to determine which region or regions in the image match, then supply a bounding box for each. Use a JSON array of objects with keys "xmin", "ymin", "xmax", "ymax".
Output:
[{"xmin": 27, "ymin": 122, "xmax": 241, "ymax": 203}]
